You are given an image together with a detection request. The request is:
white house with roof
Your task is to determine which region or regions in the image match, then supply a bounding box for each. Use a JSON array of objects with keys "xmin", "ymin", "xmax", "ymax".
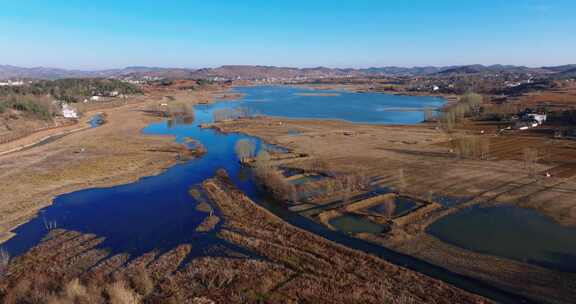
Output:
[
  {"xmin": 0, "ymin": 80, "xmax": 24, "ymax": 86},
  {"xmin": 526, "ymin": 113, "xmax": 547, "ymax": 125},
  {"xmin": 61, "ymin": 103, "xmax": 78, "ymax": 119}
]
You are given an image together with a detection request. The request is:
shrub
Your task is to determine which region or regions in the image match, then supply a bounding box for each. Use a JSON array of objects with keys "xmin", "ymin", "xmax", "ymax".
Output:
[
  {"xmin": 107, "ymin": 281, "xmax": 140, "ymax": 304},
  {"xmin": 63, "ymin": 278, "xmax": 88, "ymax": 301},
  {"xmin": 128, "ymin": 267, "xmax": 154, "ymax": 297}
]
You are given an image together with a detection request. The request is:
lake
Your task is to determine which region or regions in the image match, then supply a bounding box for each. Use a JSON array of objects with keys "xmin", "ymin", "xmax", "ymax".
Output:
[{"xmin": 231, "ymin": 86, "xmax": 444, "ymax": 124}]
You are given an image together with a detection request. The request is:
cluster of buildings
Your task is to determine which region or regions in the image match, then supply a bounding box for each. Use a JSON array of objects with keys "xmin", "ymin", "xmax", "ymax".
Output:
[
  {"xmin": 510, "ymin": 109, "xmax": 547, "ymax": 130},
  {"xmin": 0, "ymin": 80, "xmax": 25, "ymax": 86}
]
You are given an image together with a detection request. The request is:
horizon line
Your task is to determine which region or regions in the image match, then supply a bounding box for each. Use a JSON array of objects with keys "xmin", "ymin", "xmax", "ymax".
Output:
[{"xmin": 2, "ymin": 63, "xmax": 576, "ymax": 72}]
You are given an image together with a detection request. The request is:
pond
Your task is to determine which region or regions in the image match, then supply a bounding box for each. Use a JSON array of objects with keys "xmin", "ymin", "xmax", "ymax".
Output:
[
  {"xmin": 89, "ymin": 114, "xmax": 105, "ymax": 128},
  {"xmin": 428, "ymin": 205, "xmax": 576, "ymax": 272},
  {"xmin": 367, "ymin": 196, "xmax": 419, "ymax": 217},
  {"xmin": 288, "ymin": 174, "xmax": 324, "ymax": 185}
]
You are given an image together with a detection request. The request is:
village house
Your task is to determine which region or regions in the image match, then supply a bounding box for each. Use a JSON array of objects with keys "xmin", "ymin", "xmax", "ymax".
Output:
[
  {"xmin": 61, "ymin": 103, "xmax": 78, "ymax": 119},
  {"xmin": 526, "ymin": 113, "xmax": 547, "ymax": 125}
]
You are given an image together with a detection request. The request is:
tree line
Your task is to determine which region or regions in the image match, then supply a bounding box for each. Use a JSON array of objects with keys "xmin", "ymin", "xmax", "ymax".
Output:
[{"xmin": 0, "ymin": 78, "xmax": 141, "ymax": 103}]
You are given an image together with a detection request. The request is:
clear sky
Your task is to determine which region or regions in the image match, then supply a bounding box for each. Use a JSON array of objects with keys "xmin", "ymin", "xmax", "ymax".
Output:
[{"xmin": 0, "ymin": 0, "xmax": 574, "ymax": 69}]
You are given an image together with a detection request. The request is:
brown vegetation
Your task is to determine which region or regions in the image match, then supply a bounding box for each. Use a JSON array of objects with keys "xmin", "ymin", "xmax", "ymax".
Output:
[
  {"xmin": 201, "ymin": 174, "xmax": 488, "ymax": 303},
  {"xmin": 0, "ymin": 172, "xmax": 488, "ymax": 303},
  {"xmin": 212, "ymin": 111, "xmax": 576, "ymax": 303}
]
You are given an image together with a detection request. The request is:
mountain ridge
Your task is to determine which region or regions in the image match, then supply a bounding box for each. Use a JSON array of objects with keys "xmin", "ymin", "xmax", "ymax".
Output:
[{"xmin": 0, "ymin": 64, "xmax": 574, "ymax": 80}]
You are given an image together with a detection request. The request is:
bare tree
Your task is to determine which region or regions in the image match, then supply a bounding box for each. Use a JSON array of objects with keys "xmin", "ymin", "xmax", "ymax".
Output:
[
  {"xmin": 438, "ymin": 92, "xmax": 484, "ymax": 131},
  {"xmin": 235, "ymin": 139, "xmax": 257, "ymax": 163},
  {"xmin": 523, "ymin": 148, "xmax": 539, "ymax": 177},
  {"xmin": 423, "ymin": 108, "xmax": 436, "ymax": 122},
  {"xmin": 0, "ymin": 248, "xmax": 9, "ymax": 276},
  {"xmin": 397, "ymin": 168, "xmax": 407, "ymax": 193},
  {"xmin": 380, "ymin": 199, "xmax": 396, "ymax": 218},
  {"xmin": 254, "ymin": 150, "xmax": 271, "ymax": 169},
  {"xmin": 341, "ymin": 180, "xmax": 353, "ymax": 204},
  {"xmin": 453, "ymin": 136, "xmax": 490, "ymax": 160}
]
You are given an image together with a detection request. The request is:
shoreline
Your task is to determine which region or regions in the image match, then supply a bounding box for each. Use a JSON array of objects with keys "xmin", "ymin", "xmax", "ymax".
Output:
[
  {"xmin": 0, "ymin": 88, "xmax": 230, "ymax": 245},
  {"xmin": 290, "ymin": 82, "xmax": 460, "ymax": 104}
]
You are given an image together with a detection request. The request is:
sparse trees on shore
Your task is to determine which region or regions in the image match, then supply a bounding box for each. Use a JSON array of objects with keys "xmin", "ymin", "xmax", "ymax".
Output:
[
  {"xmin": 235, "ymin": 139, "xmax": 257, "ymax": 163},
  {"xmin": 250, "ymin": 149, "xmax": 298, "ymax": 201},
  {"xmin": 523, "ymin": 148, "xmax": 539, "ymax": 177},
  {"xmin": 452, "ymin": 136, "xmax": 490, "ymax": 160},
  {"xmin": 438, "ymin": 93, "xmax": 484, "ymax": 131},
  {"xmin": 212, "ymin": 107, "xmax": 253, "ymax": 122},
  {"xmin": 423, "ymin": 108, "xmax": 436, "ymax": 122}
]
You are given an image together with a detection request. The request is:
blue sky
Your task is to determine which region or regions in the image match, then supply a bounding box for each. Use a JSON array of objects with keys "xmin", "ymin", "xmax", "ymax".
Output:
[{"xmin": 0, "ymin": 0, "xmax": 574, "ymax": 69}]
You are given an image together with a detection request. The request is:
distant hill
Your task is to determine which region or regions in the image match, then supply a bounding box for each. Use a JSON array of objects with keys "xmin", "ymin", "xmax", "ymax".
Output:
[
  {"xmin": 1, "ymin": 64, "xmax": 575, "ymax": 80},
  {"xmin": 358, "ymin": 66, "xmax": 448, "ymax": 76},
  {"xmin": 0, "ymin": 65, "xmax": 198, "ymax": 80},
  {"xmin": 556, "ymin": 67, "xmax": 576, "ymax": 78},
  {"xmin": 540, "ymin": 64, "xmax": 576, "ymax": 74},
  {"xmin": 435, "ymin": 64, "xmax": 544, "ymax": 75},
  {"xmin": 0, "ymin": 65, "xmax": 89, "ymax": 80}
]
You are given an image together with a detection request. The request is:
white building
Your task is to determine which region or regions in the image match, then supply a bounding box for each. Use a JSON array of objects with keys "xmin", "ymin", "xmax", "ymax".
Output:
[
  {"xmin": 62, "ymin": 104, "xmax": 78, "ymax": 119},
  {"xmin": 0, "ymin": 80, "xmax": 24, "ymax": 86},
  {"xmin": 526, "ymin": 113, "xmax": 547, "ymax": 125}
]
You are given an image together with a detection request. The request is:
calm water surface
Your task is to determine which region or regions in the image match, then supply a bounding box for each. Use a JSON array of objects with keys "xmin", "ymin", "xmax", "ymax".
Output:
[
  {"xmin": 428, "ymin": 205, "xmax": 576, "ymax": 272},
  {"xmin": 233, "ymin": 86, "xmax": 444, "ymax": 124},
  {"xmin": 367, "ymin": 196, "xmax": 418, "ymax": 217},
  {"xmin": 329, "ymin": 214, "xmax": 386, "ymax": 234}
]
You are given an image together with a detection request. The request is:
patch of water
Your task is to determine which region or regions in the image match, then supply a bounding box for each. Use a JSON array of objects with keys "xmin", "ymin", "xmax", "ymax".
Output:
[
  {"xmin": 89, "ymin": 114, "xmax": 104, "ymax": 128},
  {"xmin": 233, "ymin": 86, "xmax": 444, "ymax": 125},
  {"xmin": 428, "ymin": 205, "xmax": 576, "ymax": 272},
  {"xmin": 288, "ymin": 175, "xmax": 324, "ymax": 185},
  {"xmin": 329, "ymin": 214, "xmax": 386, "ymax": 234},
  {"xmin": 367, "ymin": 196, "xmax": 418, "ymax": 217}
]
